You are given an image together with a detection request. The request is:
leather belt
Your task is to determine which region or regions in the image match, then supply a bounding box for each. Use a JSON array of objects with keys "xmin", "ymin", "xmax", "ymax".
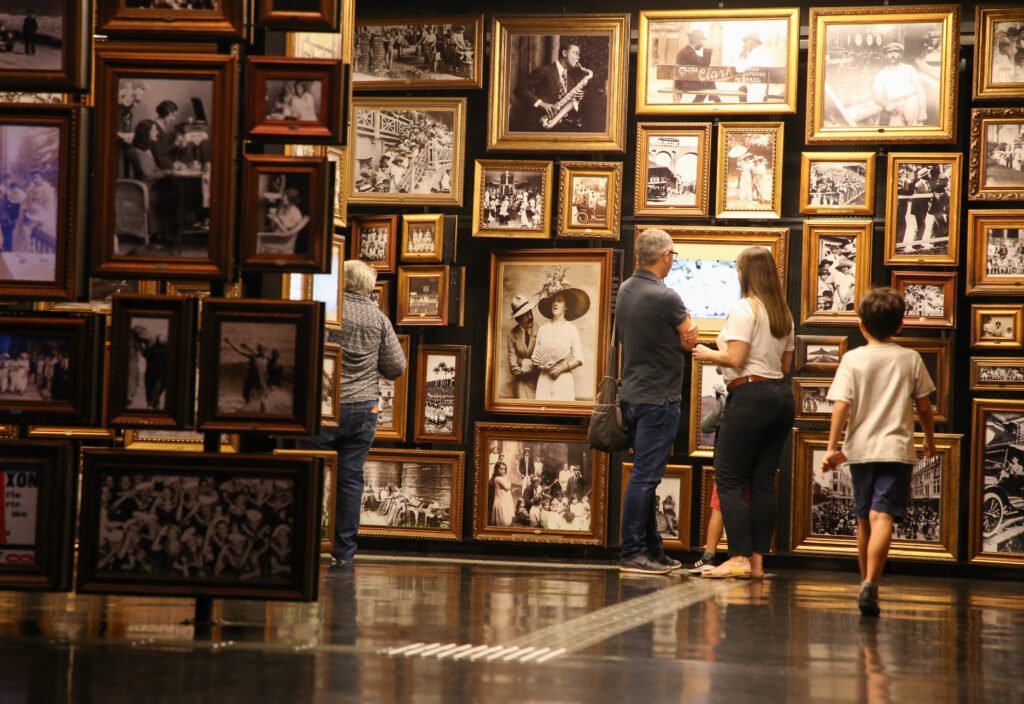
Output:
[{"xmin": 727, "ymin": 374, "xmax": 772, "ymax": 391}]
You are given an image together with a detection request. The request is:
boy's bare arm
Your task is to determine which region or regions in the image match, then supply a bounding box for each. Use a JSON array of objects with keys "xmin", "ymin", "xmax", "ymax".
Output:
[
  {"xmin": 915, "ymin": 395, "xmax": 937, "ymax": 457},
  {"xmin": 821, "ymin": 400, "xmax": 851, "ymax": 473}
]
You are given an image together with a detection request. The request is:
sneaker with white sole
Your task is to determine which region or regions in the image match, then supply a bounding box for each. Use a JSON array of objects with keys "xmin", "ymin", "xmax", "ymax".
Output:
[
  {"xmin": 684, "ymin": 556, "xmax": 718, "ymax": 575},
  {"xmin": 652, "ymin": 554, "xmax": 684, "ymax": 571},
  {"xmin": 619, "ymin": 554, "xmax": 674, "ymax": 575}
]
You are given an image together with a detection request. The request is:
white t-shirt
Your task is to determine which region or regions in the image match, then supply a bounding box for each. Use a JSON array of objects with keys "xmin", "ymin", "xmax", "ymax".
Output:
[
  {"xmin": 715, "ymin": 298, "xmax": 795, "ymax": 384},
  {"xmin": 826, "ymin": 343, "xmax": 935, "ymax": 464}
]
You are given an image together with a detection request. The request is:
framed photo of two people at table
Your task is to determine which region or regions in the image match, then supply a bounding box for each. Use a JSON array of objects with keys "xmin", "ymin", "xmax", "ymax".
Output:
[{"xmin": 487, "ymin": 15, "xmax": 630, "ymax": 153}]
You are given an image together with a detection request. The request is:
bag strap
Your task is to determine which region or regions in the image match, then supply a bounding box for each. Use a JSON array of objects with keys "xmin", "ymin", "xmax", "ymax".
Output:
[{"xmin": 605, "ymin": 315, "xmax": 619, "ymax": 378}]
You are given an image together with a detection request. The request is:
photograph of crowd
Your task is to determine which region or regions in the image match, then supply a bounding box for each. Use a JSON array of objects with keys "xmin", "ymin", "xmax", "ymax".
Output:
[
  {"xmin": 807, "ymin": 161, "xmax": 867, "ymax": 208},
  {"xmin": 407, "ymin": 277, "xmax": 440, "ymax": 317},
  {"xmin": 216, "ymin": 321, "xmax": 295, "ymax": 416},
  {"xmin": 978, "ymin": 365, "xmax": 1024, "ymax": 383},
  {"xmin": 893, "ymin": 162, "xmax": 952, "ymax": 257},
  {"xmin": 114, "ymin": 78, "xmax": 214, "ymax": 258},
  {"xmin": 979, "ymin": 410, "xmax": 1024, "ymax": 555},
  {"xmin": 815, "ymin": 236, "xmax": 858, "ymax": 312},
  {"xmin": 361, "ymin": 459, "xmax": 452, "ymax": 530},
  {"xmin": 721, "ymin": 129, "xmax": 777, "ymax": 213},
  {"xmin": 357, "ymin": 227, "xmax": 388, "ymax": 264},
  {"xmin": 987, "ymin": 228, "xmax": 1024, "ymax": 277},
  {"xmin": 641, "ymin": 16, "xmax": 794, "ymax": 107},
  {"xmin": 354, "ymin": 21, "xmax": 475, "ymax": 83},
  {"xmin": 92, "ymin": 471, "xmax": 295, "ymax": 582},
  {"xmin": 819, "ymin": 20, "xmax": 945, "ymax": 128},
  {"xmin": 0, "ymin": 122, "xmax": 59, "ymax": 283},
  {"xmin": 478, "ymin": 167, "xmax": 545, "ymax": 232},
  {"xmin": 0, "ymin": 333, "xmax": 69, "ymax": 401},
  {"xmin": 264, "ymin": 79, "xmax": 321, "ymax": 122},
  {"xmin": 644, "ymin": 134, "xmax": 701, "ymax": 207},
  {"xmin": 798, "ymin": 385, "xmax": 834, "ymax": 417},
  {"xmin": 0, "ymin": 4, "xmax": 62, "ymax": 73},
  {"xmin": 980, "ymin": 314, "xmax": 1016, "ymax": 340},
  {"xmin": 420, "ymin": 352, "xmax": 456, "ymax": 436},
  {"xmin": 989, "ymin": 19, "xmax": 1024, "ymax": 85},
  {"xmin": 255, "ymin": 172, "xmax": 309, "ymax": 255},
  {"xmin": 126, "ymin": 317, "xmax": 168, "ymax": 411},
  {"xmin": 569, "ymin": 175, "xmax": 608, "ymax": 227},
  {"xmin": 353, "ymin": 107, "xmax": 456, "ymax": 196},
  {"xmin": 666, "ymin": 257, "xmax": 738, "ymax": 320},
  {"xmin": 485, "ymin": 439, "xmax": 593, "ymax": 532},
  {"xmin": 983, "ymin": 122, "xmax": 1024, "ymax": 190},
  {"xmin": 904, "ymin": 284, "xmax": 945, "ymax": 318},
  {"xmin": 406, "ymin": 224, "xmax": 436, "ymax": 254}
]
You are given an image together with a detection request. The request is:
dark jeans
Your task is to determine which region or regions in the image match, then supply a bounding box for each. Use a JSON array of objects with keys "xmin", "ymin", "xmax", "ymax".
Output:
[
  {"xmin": 301, "ymin": 399, "xmax": 378, "ymax": 561},
  {"xmin": 714, "ymin": 380, "xmax": 794, "ymax": 557},
  {"xmin": 620, "ymin": 401, "xmax": 681, "ymax": 560}
]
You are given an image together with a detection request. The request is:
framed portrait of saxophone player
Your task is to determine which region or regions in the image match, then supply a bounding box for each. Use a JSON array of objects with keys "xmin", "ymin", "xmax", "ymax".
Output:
[{"xmin": 487, "ymin": 14, "xmax": 630, "ymax": 153}]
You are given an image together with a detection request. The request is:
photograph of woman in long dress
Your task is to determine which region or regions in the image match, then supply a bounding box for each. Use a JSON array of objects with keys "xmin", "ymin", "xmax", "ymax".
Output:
[
  {"xmin": 531, "ymin": 273, "xmax": 588, "ymax": 402},
  {"xmin": 489, "ymin": 459, "xmax": 516, "ymax": 527}
]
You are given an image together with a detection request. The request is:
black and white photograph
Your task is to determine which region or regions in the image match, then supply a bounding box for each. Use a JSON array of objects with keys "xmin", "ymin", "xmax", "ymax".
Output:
[
  {"xmin": 815, "ymin": 236, "xmax": 859, "ymax": 312},
  {"xmin": 126, "ymin": 317, "xmax": 168, "ymax": 411},
  {"xmin": 983, "ymin": 121, "xmax": 1024, "ymax": 191},
  {"xmin": 255, "ymin": 172, "xmax": 310, "ymax": 255},
  {"xmin": 987, "ymin": 228, "xmax": 1024, "ymax": 277},
  {"xmin": 407, "ymin": 276, "xmax": 440, "ymax": 317},
  {"xmin": 484, "ymin": 439, "xmax": 593, "ymax": 533},
  {"xmin": 807, "ymin": 161, "xmax": 867, "ymax": 209},
  {"xmin": 644, "ymin": 133, "xmax": 702, "ymax": 208},
  {"xmin": 359, "ymin": 227, "xmax": 388, "ymax": 263},
  {"xmin": 353, "ymin": 18, "xmax": 481, "ymax": 88},
  {"xmin": 805, "ymin": 344, "xmax": 840, "ymax": 366},
  {"xmin": 665, "ymin": 255, "xmax": 738, "ymax": 321},
  {"xmin": 980, "ymin": 314, "xmax": 1016, "ymax": 340},
  {"xmin": 0, "ymin": 332, "xmax": 69, "ymax": 401},
  {"xmin": 264, "ymin": 79, "xmax": 321, "ymax": 122},
  {"xmin": 638, "ymin": 11, "xmax": 797, "ymax": 110},
  {"xmin": 217, "ymin": 321, "xmax": 295, "ymax": 417},
  {"xmin": 718, "ymin": 124, "xmax": 781, "ymax": 217},
  {"xmin": 892, "ymin": 161, "xmax": 953, "ymax": 257},
  {"xmin": 978, "ymin": 410, "xmax": 1024, "ymax": 555},
  {"xmin": 989, "ymin": 19, "xmax": 1024, "ymax": 86},
  {"xmin": 476, "ymin": 166, "xmax": 547, "ymax": 233},
  {"xmin": 92, "ymin": 471, "xmax": 296, "ymax": 582},
  {"xmin": 897, "ymin": 454, "xmax": 943, "ymax": 542},
  {"xmin": 979, "ymin": 365, "xmax": 1024, "ymax": 383},
  {"xmin": 0, "ymin": 3, "xmax": 62, "ymax": 73},
  {"xmin": 406, "ymin": 224, "xmax": 436, "ymax": 254},
  {"xmin": 359, "ymin": 451, "xmax": 463, "ymax": 541},
  {"xmin": 812, "ymin": 453, "xmax": 856, "ymax": 537},
  {"xmin": 420, "ymin": 352, "xmax": 455, "ymax": 435},
  {"xmin": 797, "ymin": 383, "xmax": 834, "ymax": 418},
  {"xmin": 0, "ymin": 122, "xmax": 59, "ymax": 283},
  {"xmin": 568, "ymin": 174, "xmax": 608, "ymax": 227},
  {"xmin": 113, "ymin": 77, "xmax": 214, "ymax": 258},
  {"xmin": 904, "ymin": 284, "xmax": 946, "ymax": 318}
]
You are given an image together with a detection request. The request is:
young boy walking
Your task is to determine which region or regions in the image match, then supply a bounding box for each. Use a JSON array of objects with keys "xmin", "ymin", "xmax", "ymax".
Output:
[{"xmin": 821, "ymin": 288, "xmax": 936, "ymax": 617}]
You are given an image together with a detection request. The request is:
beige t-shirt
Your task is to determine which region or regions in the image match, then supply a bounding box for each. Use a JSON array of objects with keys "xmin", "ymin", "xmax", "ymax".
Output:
[
  {"xmin": 826, "ymin": 343, "xmax": 935, "ymax": 464},
  {"xmin": 715, "ymin": 298, "xmax": 795, "ymax": 384}
]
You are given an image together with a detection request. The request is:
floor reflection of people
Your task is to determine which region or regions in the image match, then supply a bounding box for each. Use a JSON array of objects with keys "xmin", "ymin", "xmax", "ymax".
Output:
[{"xmin": 531, "ymin": 275, "xmax": 589, "ymax": 402}]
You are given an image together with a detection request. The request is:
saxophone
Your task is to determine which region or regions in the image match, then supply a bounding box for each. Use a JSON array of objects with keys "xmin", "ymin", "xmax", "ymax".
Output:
[{"xmin": 540, "ymin": 66, "xmax": 593, "ymax": 129}]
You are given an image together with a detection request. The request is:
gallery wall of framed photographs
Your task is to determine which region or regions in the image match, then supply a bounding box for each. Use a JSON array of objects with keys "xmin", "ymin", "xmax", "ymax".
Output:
[{"xmin": 1, "ymin": 1, "xmax": 1022, "ymax": 597}]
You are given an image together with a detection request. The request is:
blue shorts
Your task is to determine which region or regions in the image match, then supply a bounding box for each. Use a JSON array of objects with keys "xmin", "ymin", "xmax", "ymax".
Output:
[{"xmin": 851, "ymin": 462, "xmax": 912, "ymax": 522}]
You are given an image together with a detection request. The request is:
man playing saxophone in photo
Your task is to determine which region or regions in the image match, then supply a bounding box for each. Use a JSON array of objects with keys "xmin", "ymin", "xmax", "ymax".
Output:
[{"xmin": 512, "ymin": 40, "xmax": 591, "ymax": 132}]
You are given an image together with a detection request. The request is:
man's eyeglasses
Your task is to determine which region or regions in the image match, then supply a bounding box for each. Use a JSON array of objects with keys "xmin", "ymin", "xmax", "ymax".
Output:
[{"xmin": 664, "ymin": 249, "xmax": 677, "ymax": 260}]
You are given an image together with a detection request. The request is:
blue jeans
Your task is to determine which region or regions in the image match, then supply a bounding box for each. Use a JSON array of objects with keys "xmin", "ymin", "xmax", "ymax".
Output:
[
  {"xmin": 620, "ymin": 401, "xmax": 681, "ymax": 560},
  {"xmin": 301, "ymin": 399, "xmax": 378, "ymax": 561}
]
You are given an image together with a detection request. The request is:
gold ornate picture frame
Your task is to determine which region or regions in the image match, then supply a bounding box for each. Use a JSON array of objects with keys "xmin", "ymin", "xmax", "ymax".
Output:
[
  {"xmin": 715, "ymin": 122, "xmax": 783, "ymax": 219},
  {"xmin": 401, "ymin": 213, "xmax": 445, "ymax": 263},
  {"xmin": 969, "ymin": 107, "xmax": 1024, "ymax": 201},
  {"xmin": 973, "ymin": 7, "xmax": 1024, "ymax": 100},
  {"xmin": 972, "ymin": 304, "xmax": 1024, "ymax": 350},
  {"xmin": 894, "ymin": 336, "xmax": 952, "ymax": 424},
  {"xmin": 634, "ymin": 122, "xmax": 712, "ymax": 218},
  {"xmin": 556, "ymin": 161, "xmax": 622, "ymax": 240},
  {"xmin": 689, "ymin": 358, "xmax": 726, "ymax": 458},
  {"xmin": 884, "ymin": 152, "xmax": 962, "ymax": 266},
  {"xmin": 794, "ymin": 335, "xmax": 848, "ymax": 373},
  {"xmin": 800, "ymin": 220, "xmax": 873, "ymax": 326},
  {"xmin": 971, "ymin": 358, "xmax": 1024, "ymax": 392},
  {"xmin": 793, "ymin": 378, "xmax": 837, "ymax": 423},
  {"xmin": 967, "ymin": 210, "xmax": 1024, "ymax": 295},
  {"xmin": 471, "ymin": 160, "xmax": 553, "ymax": 239},
  {"xmin": 351, "ymin": 215, "xmax": 398, "ymax": 273},
  {"xmin": 799, "ymin": 152, "xmax": 876, "ymax": 216}
]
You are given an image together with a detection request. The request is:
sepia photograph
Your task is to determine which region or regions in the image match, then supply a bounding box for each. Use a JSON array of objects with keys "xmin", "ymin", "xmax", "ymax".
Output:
[
  {"xmin": 375, "ymin": 334, "xmax": 409, "ymax": 442},
  {"xmin": 968, "ymin": 210, "xmax": 1024, "ymax": 295},
  {"xmin": 217, "ymin": 321, "xmax": 296, "ymax": 417},
  {"xmin": 320, "ymin": 342, "xmax": 340, "ymax": 428},
  {"xmin": 716, "ymin": 122, "xmax": 782, "ymax": 218},
  {"xmin": 801, "ymin": 221, "xmax": 871, "ymax": 326},
  {"xmin": 486, "ymin": 250, "xmax": 612, "ymax": 415},
  {"xmin": 0, "ymin": 332, "xmax": 69, "ymax": 402},
  {"xmin": 982, "ymin": 116, "xmax": 1024, "ymax": 191},
  {"xmin": 800, "ymin": 152, "xmax": 875, "ymax": 215},
  {"xmin": 621, "ymin": 463, "xmax": 692, "ymax": 551},
  {"xmin": 971, "ymin": 358, "xmax": 1024, "ymax": 392},
  {"xmin": 892, "ymin": 271, "xmax": 956, "ymax": 329},
  {"xmin": 255, "ymin": 172, "xmax": 309, "ymax": 253},
  {"xmin": 558, "ymin": 161, "xmax": 621, "ymax": 240},
  {"xmin": 125, "ymin": 316, "xmax": 168, "ymax": 411},
  {"xmin": 974, "ymin": 8, "xmax": 1024, "ymax": 99},
  {"xmin": 353, "ymin": 17, "xmax": 483, "ymax": 89},
  {"xmin": 636, "ymin": 9, "xmax": 799, "ymax": 114},
  {"xmin": 413, "ymin": 345, "xmax": 467, "ymax": 444},
  {"xmin": 688, "ymin": 358, "xmax": 726, "ymax": 458},
  {"xmin": 472, "ymin": 161, "xmax": 551, "ymax": 238},
  {"xmin": 408, "ymin": 277, "xmax": 439, "ymax": 317},
  {"xmin": 816, "ymin": 236, "xmax": 857, "ymax": 312},
  {"xmin": 972, "ymin": 403, "xmax": 1024, "ymax": 564},
  {"xmin": 351, "ymin": 215, "xmax": 397, "ymax": 273},
  {"xmin": 350, "ymin": 97, "xmax": 466, "ymax": 206},
  {"xmin": 794, "ymin": 337, "xmax": 844, "ymax": 373},
  {"xmin": 806, "ymin": 6, "xmax": 959, "ymax": 143},
  {"xmin": 264, "ymin": 79, "xmax": 322, "ymax": 122},
  {"xmin": 794, "ymin": 380, "xmax": 835, "ymax": 421},
  {"xmin": 359, "ymin": 448, "xmax": 464, "ymax": 541},
  {"xmin": 396, "ymin": 265, "xmax": 451, "ymax": 326},
  {"xmin": 402, "ymin": 216, "xmax": 439, "ymax": 259},
  {"xmin": 634, "ymin": 122, "xmax": 711, "ymax": 217},
  {"xmin": 980, "ymin": 314, "xmax": 1016, "ymax": 339}
]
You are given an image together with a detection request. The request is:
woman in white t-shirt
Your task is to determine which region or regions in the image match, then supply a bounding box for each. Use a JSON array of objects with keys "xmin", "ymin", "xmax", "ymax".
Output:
[{"xmin": 693, "ymin": 246, "xmax": 795, "ymax": 579}]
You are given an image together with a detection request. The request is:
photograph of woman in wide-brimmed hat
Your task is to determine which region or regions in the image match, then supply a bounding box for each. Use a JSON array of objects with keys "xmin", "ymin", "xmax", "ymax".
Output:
[{"xmin": 531, "ymin": 269, "xmax": 590, "ymax": 401}]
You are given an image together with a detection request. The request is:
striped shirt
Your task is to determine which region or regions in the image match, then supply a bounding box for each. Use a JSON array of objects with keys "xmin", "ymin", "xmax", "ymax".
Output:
[{"xmin": 340, "ymin": 292, "xmax": 406, "ymax": 403}]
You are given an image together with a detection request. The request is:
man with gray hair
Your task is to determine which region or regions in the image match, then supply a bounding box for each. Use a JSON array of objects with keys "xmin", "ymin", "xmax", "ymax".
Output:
[
  {"xmin": 304, "ymin": 259, "xmax": 406, "ymax": 567},
  {"xmin": 616, "ymin": 228, "xmax": 698, "ymax": 574}
]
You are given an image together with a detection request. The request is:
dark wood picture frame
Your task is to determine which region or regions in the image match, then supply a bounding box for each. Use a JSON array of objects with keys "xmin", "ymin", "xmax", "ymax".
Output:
[
  {"xmin": 245, "ymin": 57, "xmax": 346, "ymax": 144},
  {"xmin": 633, "ymin": 122, "xmax": 712, "ymax": 218},
  {"xmin": 413, "ymin": 344, "xmax": 469, "ymax": 444},
  {"xmin": 0, "ymin": 105, "xmax": 84, "ymax": 301},
  {"xmin": 240, "ymin": 155, "xmax": 331, "ymax": 272},
  {"xmin": 0, "ymin": 312, "xmax": 104, "ymax": 426},
  {"xmin": 256, "ymin": 0, "xmax": 340, "ymax": 32},
  {"xmin": 92, "ymin": 47, "xmax": 237, "ymax": 280},
  {"xmin": 966, "ymin": 209, "xmax": 1024, "ymax": 295},
  {"xmin": 971, "ymin": 304, "xmax": 1024, "ymax": 350},
  {"xmin": 351, "ymin": 214, "xmax": 398, "ymax": 273},
  {"xmin": 0, "ymin": 1, "xmax": 92, "ymax": 92},
  {"xmin": 97, "ymin": 0, "xmax": 246, "ymax": 38},
  {"xmin": 107, "ymin": 294, "xmax": 197, "ymax": 429},
  {"xmin": 793, "ymin": 377, "xmax": 837, "ymax": 423},
  {"xmin": 396, "ymin": 265, "xmax": 451, "ymax": 326},
  {"xmin": 0, "ymin": 440, "xmax": 76, "ymax": 591},
  {"xmin": 971, "ymin": 357, "xmax": 1024, "ymax": 392},
  {"xmin": 198, "ymin": 298, "xmax": 324, "ymax": 435},
  {"xmin": 794, "ymin": 335, "xmax": 848, "ymax": 373},
  {"xmin": 969, "ymin": 107, "xmax": 1024, "ymax": 201},
  {"xmin": 76, "ymin": 449, "xmax": 322, "ymax": 601},
  {"xmin": 969, "ymin": 398, "xmax": 1024, "ymax": 566}
]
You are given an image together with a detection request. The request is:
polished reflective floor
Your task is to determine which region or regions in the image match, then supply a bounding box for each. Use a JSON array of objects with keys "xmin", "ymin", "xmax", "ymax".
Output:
[{"xmin": 2, "ymin": 556, "xmax": 1022, "ymax": 703}]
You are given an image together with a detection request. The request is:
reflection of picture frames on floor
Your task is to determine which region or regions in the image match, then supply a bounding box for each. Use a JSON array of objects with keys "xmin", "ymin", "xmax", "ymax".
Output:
[
  {"xmin": 794, "ymin": 335, "xmax": 848, "ymax": 373},
  {"xmin": 413, "ymin": 344, "xmax": 469, "ymax": 444},
  {"xmin": 472, "ymin": 422, "xmax": 609, "ymax": 546},
  {"xmin": 273, "ymin": 449, "xmax": 338, "ymax": 554},
  {"xmin": 884, "ymin": 153, "xmax": 962, "ymax": 267},
  {"xmin": 557, "ymin": 161, "xmax": 622, "ymax": 240},
  {"xmin": 699, "ymin": 466, "xmax": 778, "ymax": 553},
  {"xmin": 0, "ymin": 441, "xmax": 76, "ymax": 591},
  {"xmin": 799, "ymin": 152, "xmax": 875, "ymax": 216},
  {"xmin": 793, "ymin": 377, "xmax": 836, "ymax": 423},
  {"xmin": 969, "ymin": 399, "xmax": 1024, "ymax": 566},
  {"xmin": 76, "ymin": 449, "xmax": 323, "ymax": 600},
  {"xmin": 894, "ymin": 336, "xmax": 952, "ymax": 423},
  {"xmin": 375, "ymin": 334, "xmax": 410, "ymax": 442},
  {"xmin": 800, "ymin": 220, "xmax": 872, "ymax": 326},
  {"xmin": 969, "ymin": 108, "xmax": 1024, "ymax": 201},
  {"xmin": 805, "ymin": 5, "xmax": 960, "ymax": 144},
  {"xmin": 890, "ymin": 270, "xmax": 957, "ymax": 329},
  {"xmin": 472, "ymin": 160, "xmax": 553, "ymax": 239},
  {"xmin": 351, "ymin": 215, "xmax": 398, "ymax": 273},
  {"xmin": 791, "ymin": 428, "xmax": 961, "ymax": 562},
  {"xmin": 971, "ymin": 358, "xmax": 1024, "ymax": 392},
  {"xmin": 966, "ymin": 209, "xmax": 1024, "ymax": 295},
  {"xmin": 973, "ymin": 7, "xmax": 1024, "ymax": 100},
  {"xmin": 971, "ymin": 304, "xmax": 1024, "ymax": 350},
  {"xmin": 98, "ymin": 0, "xmax": 246, "ymax": 38},
  {"xmin": 245, "ymin": 57, "xmax": 346, "ymax": 144},
  {"xmin": 715, "ymin": 122, "xmax": 783, "ymax": 219},
  {"xmin": 620, "ymin": 463, "xmax": 692, "ymax": 551},
  {"xmin": 633, "ymin": 122, "xmax": 711, "ymax": 218}
]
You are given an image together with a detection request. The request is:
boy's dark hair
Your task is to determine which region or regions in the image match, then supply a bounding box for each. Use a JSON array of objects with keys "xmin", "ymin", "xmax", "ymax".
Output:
[{"xmin": 858, "ymin": 287, "xmax": 905, "ymax": 340}]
